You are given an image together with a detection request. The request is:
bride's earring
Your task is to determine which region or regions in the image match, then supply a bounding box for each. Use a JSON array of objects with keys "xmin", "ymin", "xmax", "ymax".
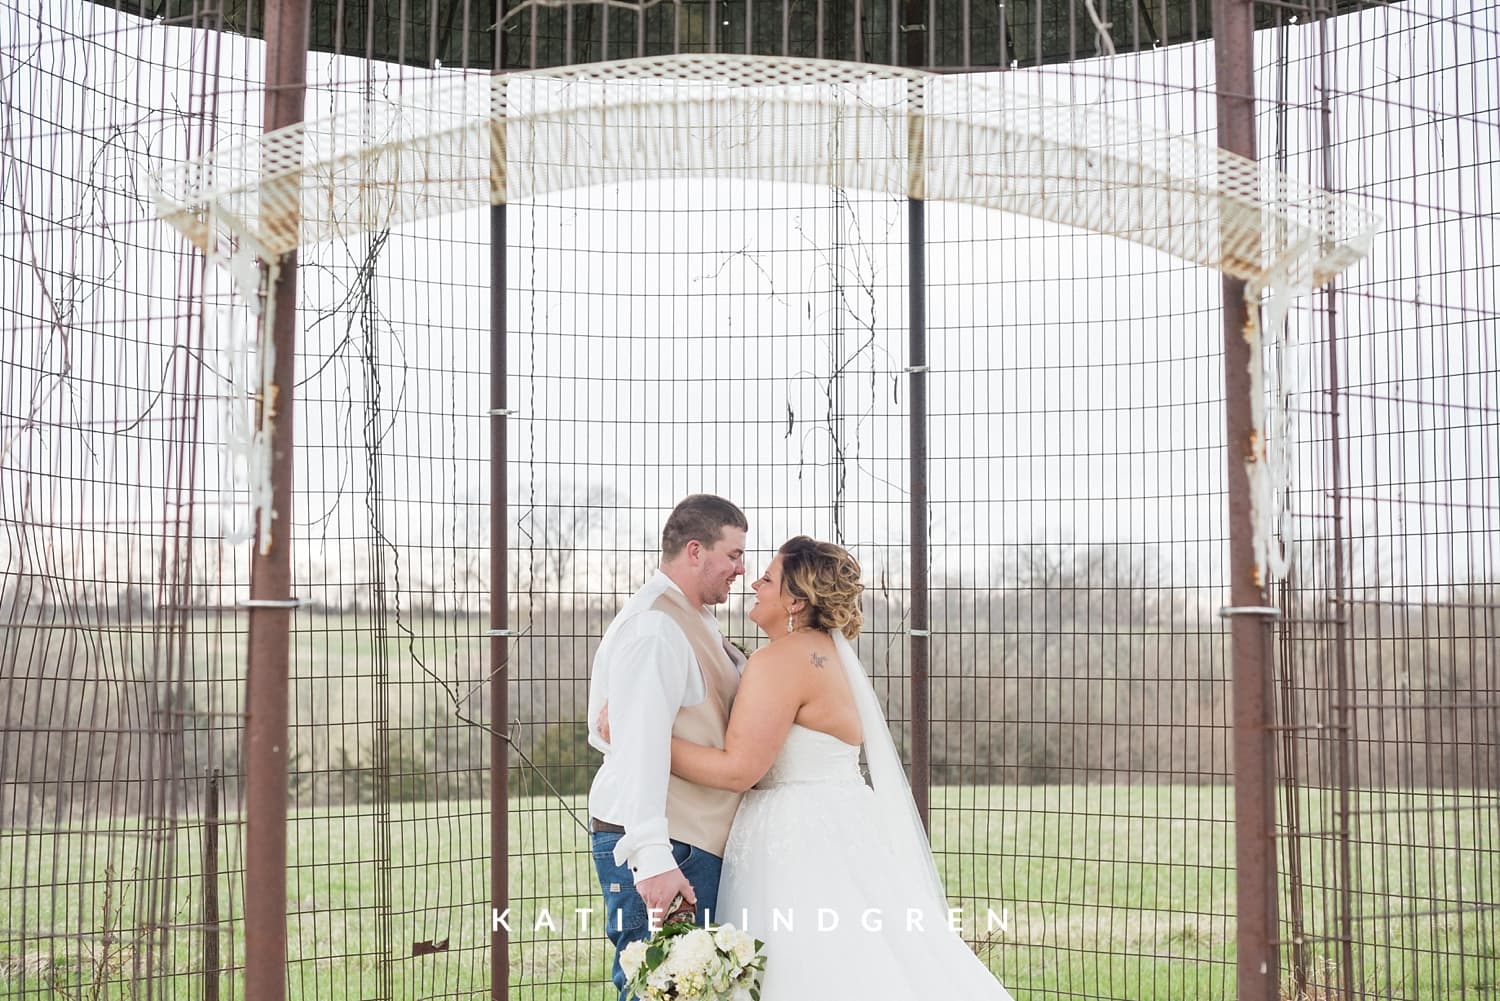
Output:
[{"xmin": 787, "ymin": 613, "xmax": 795, "ymax": 635}]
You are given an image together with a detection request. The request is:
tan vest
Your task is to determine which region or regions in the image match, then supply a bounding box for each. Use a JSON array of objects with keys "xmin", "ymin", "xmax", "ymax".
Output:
[{"xmin": 651, "ymin": 588, "xmax": 746, "ymax": 856}]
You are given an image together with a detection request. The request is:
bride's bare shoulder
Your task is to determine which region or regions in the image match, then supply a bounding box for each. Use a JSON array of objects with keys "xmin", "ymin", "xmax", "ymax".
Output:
[{"xmin": 746, "ymin": 633, "xmax": 837, "ymax": 674}]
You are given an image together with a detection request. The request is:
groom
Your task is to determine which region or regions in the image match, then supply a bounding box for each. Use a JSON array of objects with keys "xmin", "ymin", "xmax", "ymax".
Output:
[{"xmin": 586, "ymin": 494, "xmax": 750, "ymax": 998}]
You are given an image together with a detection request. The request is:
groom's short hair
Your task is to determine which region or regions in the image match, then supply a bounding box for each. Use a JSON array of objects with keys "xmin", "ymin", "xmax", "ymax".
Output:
[{"xmin": 661, "ymin": 495, "xmax": 748, "ymax": 558}]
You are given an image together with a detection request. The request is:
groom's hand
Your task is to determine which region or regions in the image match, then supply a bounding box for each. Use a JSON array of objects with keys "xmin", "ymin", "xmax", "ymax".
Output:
[{"xmin": 636, "ymin": 866, "xmax": 695, "ymax": 917}]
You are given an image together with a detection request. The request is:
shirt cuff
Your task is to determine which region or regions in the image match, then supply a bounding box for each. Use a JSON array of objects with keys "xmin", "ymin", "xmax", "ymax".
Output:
[
  {"xmin": 613, "ymin": 824, "xmax": 676, "ymax": 880},
  {"xmin": 624, "ymin": 844, "xmax": 678, "ymax": 882}
]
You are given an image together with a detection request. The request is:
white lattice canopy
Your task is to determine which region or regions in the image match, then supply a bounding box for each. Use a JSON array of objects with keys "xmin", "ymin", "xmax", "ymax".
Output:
[
  {"xmin": 154, "ymin": 53, "xmax": 1381, "ymax": 580},
  {"xmin": 155, "ymin": 54, "xmax": 1377, "ymax": 290}
]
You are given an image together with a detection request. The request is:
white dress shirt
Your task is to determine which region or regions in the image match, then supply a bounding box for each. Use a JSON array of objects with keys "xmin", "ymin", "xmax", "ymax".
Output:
[{"xmin": 586, "ymin": 570, "xmax": 738, "ymax": 881}]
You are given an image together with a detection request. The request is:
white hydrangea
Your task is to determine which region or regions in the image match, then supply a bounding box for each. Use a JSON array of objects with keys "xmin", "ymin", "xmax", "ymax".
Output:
[
  {"xmin": 645, "ymin": 964, "xmax": 674, "ymax": 995},
  {"xmin": 619, "ymin": 940, "xmax": 649, "ymax": 980},
  {"xmin": 668, "ymin": 928, "xmax": 719, "ymax": 971}
]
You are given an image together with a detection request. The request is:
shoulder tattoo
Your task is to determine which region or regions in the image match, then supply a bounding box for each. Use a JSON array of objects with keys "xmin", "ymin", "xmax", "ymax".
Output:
[{"xmin": 810, "ymin": 651, "xmax": 828, "ymax": 669}]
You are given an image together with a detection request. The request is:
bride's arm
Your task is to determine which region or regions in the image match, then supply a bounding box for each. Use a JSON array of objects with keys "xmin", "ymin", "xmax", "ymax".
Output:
[{"xmin": 669, "ymin": 651, "xmax": 802, "ymax": 793}]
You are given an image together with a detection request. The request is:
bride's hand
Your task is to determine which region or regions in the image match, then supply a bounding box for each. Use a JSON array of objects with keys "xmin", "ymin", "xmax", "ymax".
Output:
[{"xmin": 595, "ymin": 702, "xmax": 611, "ymax": 743}]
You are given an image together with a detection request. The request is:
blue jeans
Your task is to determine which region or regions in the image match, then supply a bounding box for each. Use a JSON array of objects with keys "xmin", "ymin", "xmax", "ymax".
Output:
[{"xmin": 590, "ymin": 831, "xmax": 723, "ymax": 1001}]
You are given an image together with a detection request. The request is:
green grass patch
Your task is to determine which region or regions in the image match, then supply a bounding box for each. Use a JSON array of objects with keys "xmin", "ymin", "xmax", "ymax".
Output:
[{"xmin": 4, "ymin": 785, "xmax": 1495, "ymax": 1000}]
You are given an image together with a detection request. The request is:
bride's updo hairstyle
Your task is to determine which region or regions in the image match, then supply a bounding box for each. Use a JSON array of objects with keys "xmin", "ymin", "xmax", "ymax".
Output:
[{"xmin": 778, "ymin": 536, "xmax": 865, "ymax": 639}]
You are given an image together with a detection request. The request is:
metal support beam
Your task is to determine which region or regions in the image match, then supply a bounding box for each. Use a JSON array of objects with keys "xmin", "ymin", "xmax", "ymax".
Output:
[
  {"xmin": 1212, "ymin": 4, "xmax": 1280, "ymax": 1000},
  {"xmin": 489, "ymin": 201, "xmax": 512, "ymax": 1001},
  {"xmin": 907, "ymin": 195, "xmax": 930, "ymax": 832},
  {"xmin": 243, "ymin": 0, "xmax": 309, "ymax": 995},
  {"xmin": 491, "ymin": 11, "xmax": 512, "ymax": 998}
]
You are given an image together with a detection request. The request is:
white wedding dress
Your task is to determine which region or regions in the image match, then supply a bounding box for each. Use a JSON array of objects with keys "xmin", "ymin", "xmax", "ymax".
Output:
[{"xmin": 716, "ymin": 633, "xmax": 1014, "ymax": 1000}]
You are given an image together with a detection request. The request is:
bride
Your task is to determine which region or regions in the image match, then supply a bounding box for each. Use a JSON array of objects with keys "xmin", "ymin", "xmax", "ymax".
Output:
[{"xmin": 667, "ymin": 536, "xmax": 1014, "ymax": 999}]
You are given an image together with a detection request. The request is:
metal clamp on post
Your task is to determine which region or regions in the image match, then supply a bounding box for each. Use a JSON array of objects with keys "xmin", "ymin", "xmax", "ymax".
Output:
[
  {"xmin": 909, "ymin": 628, "xmax": 931, "ymax": 637},
  {"xmin": 488, "ymin": 628, "xmax": 514, "ymax": 637},
  {"xmin": 905, "ymin": 365, "xmax": 929, "ymax": 374},
  {"xmin": 487, "ymin": 408, "xmax": 518, "ymax": 417},
  {"xmin": 1218, "ymin": 605, "xmax": 1283, "ymax": 620},
  {"xmin": 237, "ymin": 598, "xmax": 303, "ymax": 610}
]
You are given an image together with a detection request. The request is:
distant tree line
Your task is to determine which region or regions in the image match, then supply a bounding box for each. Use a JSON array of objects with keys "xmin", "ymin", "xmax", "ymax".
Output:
[{"xmin": 2, "ymin": 556, "xmax": 1496, "ymax": 822}]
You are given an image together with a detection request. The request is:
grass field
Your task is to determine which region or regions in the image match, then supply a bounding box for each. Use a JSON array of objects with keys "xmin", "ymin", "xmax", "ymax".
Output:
[{"xmin": 4, "ymin": 785, "xmax": 1495, "ymax": 1000}]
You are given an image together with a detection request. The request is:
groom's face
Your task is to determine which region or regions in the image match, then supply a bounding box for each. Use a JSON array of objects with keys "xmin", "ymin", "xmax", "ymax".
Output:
[{"xmin": 691, "ymin": 526, "xmax": 748, "ymax": 606}]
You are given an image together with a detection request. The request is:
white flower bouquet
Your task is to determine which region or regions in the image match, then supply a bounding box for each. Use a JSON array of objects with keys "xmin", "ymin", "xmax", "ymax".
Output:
[{"xmin": 619, "ymin": 918, "xmax": 766, "ymax": 1001}]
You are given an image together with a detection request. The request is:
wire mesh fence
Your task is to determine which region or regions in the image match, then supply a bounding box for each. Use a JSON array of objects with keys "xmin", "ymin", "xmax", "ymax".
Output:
[
  {"xmin": 2, "ymin": 2, "xmax": 1496, "ymax": 1001},
  {"xmin": 1265, "ymin": 5, "xmax": 1500, "ymax": 999},
  {"xmin": 2, "ymin": 2, "xmax": 255, "ymax": 997}
]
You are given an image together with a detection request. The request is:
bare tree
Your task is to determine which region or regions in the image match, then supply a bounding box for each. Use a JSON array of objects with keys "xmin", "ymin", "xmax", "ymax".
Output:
[{"xmin": 516, "ymin": 480, "xmax": 619, "ymax": 593}]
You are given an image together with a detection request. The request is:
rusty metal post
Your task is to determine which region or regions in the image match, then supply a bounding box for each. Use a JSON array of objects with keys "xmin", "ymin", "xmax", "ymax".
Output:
[
  {"xmin": 907, "ymin": 198, "xmax": 930, "ymax": 830},
  {"xmin": 203, "ymin": 769, "xmax": 221, "ymax": 1001},
  {"xmin": 244, "ymin": 0, "xmax": 309, "ymax": 996},
  {"xmin": 900, "ymin": 35, "xmax": 930, "ymax": 827},
  {"xmin": 492, "ymin": 205, "xmax": 516, "ymax": 1001},
  {"xmin": 490, "ymin": 12, "xmax": 511, "ymax": 999},
  {"xmin": 900, "ymin": 1, "xmax": 931, "ymax": 834},
  {"xmin": 492, "ymin": 5, "xmax": 516, "ymax": 984},
  {"xmin": 1212, "ymin": 4, "xmax": 1280, "ymax": 1000},
  {"xmin": 489, "ymin": 200, "xmax": 511, "ymax": 1001}
]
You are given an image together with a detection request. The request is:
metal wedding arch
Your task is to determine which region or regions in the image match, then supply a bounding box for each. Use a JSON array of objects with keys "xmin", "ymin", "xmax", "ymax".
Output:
[
  {"xmin": 155, "ymin": 51, "xmax": 1378, "ymax": 570},
  {"xmin": 151, "ymin": 49, "xmax": 1379, "ymax": 1001},
  {"xmin": 157, "ymin": 53, "xmax": 1375, "ymax": 288}
]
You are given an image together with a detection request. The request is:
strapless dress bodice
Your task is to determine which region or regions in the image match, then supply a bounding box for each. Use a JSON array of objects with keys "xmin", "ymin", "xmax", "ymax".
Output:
[{"xmin": 756, "ymin": 723, "xmax": 862, "ymax": 788}]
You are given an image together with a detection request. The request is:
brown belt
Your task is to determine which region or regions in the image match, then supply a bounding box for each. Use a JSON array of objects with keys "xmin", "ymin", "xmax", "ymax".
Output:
[{"xmin": 590, "ymin": 816, "xmax": 626, "ymax": 834}]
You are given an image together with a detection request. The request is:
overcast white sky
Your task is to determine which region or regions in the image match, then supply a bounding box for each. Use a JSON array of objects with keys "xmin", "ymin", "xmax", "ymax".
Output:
[{"xmin": 2, "ymin": 0, "xmax": 1495, "ymax": 605}]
